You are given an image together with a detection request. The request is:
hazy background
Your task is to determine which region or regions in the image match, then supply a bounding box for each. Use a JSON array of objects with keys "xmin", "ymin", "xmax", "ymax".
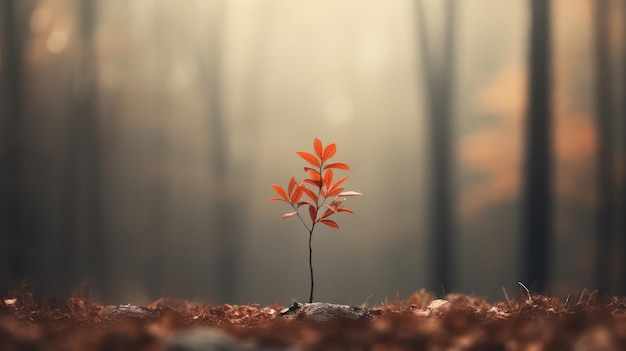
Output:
[{"xmin": 1, "ymin": 0, "xmax": 625, "ymax": 306}]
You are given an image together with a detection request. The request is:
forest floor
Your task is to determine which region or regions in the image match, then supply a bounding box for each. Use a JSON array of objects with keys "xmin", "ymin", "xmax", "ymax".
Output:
[{"xmin": 2, "ymin": 285, "xmax": 626, "ymax": 350}]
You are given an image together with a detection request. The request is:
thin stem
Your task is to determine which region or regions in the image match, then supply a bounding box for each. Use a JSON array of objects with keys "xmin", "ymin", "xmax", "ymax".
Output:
[
  {"xmin": 292, "ymin": 163, "xmax": 326, "ymax": 303},
  {"xmin": 307, "ymin": 164, "xmax": 325, "ymax": 303},
  {"xmin": 293, "ymin": 208, "xmax": 312, "ymax": 233},
  {"xmin": 308, "ymin": 230, "xmax": 314, "ymax": 303}
]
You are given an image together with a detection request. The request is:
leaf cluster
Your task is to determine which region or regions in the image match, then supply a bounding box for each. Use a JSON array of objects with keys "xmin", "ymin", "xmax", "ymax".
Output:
[{"xmin": 269, "ymin": 138, "xmax": 362, "ymax": 230}]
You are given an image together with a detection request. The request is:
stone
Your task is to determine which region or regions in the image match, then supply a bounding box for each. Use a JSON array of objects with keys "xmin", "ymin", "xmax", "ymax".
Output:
[
  {"xmin": 99, "ymin": 304, "xmax": 157, "ymax": 320},
  {"xmin": 279, "ymin": 302, "xmax": 379, "ymax": 322}
]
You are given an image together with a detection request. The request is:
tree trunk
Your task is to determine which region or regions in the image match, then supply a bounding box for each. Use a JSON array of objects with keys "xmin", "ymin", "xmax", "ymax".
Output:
[
  {"xmin": 201, "ymin": 0, "xmax": 240, "ymax": 303},
  {"xmin": 58, "ymin": 0, "xmax": 105, "ymax": 298},
  {"xmin": 142, "ymin": 3, "xmax": 172, "ymax": 302},
  {"xmin": 416, "ymin": 0, "xmax": 457, "ymax": 295},
  {"xmin": 592, "ymin": 0, "xmax": 614, "ymax": 295},
  {"xmin": 522, "ymin": 0, "xmax": 553, "ymax": 294},
  {"xmin": 0, "ymin": 0, "xmax": 31, "ymax": 290}
]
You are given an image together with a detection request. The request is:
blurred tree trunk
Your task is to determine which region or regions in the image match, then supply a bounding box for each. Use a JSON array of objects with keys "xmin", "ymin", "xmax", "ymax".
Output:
[
  {"xmin": 144, "ymin": 103, "xmax": 169, "ymax": 300},
  {"xmin": 141, "ymin": 4, "xmax": 172, "ymax": 301},
  {"xmin": 522, "ymin": 0, "xmax": 552, "ymax": 294},
  {"xmin": 200, "ymin": 0, "xmax": 241, "ymax": 303},
  {"xmin": 145, "ymin": 110, "xmax": 168, "ymax": 300},
  {"xmin": 416, "ymin": 0, "xmax": 457, "ymax": 295},
  {"xmin": 199, "ymin": 2, "xmax": 270, "ymax": 302},
  {"xmin": 58, "ymin": 0, "xmax": 106, "ymax": 298},
  {"xmin": 78, "ymin": 0, "xmax": 106, "ymax": 300},
  {"xmin": 592, "ymin": 0, "xmax": 614, "ymax": 295},
  {"xmin": 0, "ymin": 0, "xmax": 35, "ymax": 290}
]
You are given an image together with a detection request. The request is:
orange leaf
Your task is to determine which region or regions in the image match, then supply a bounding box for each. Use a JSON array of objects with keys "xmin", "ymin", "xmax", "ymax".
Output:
[
  {"xmin": 320, "ymin": 219, "xmax": 339, "ymax": 228},
  {"xmin": 302, "ymin": 187, "xmax": 318, "ymax": 202},
  {"xmin": 321, "ymin": 208, "xmax": 335, "ymax": 219},
  {"xmin": 327, "ymin": 187, "xmax": 345, "ymax": 197},
  {"xmin": 309, "ymin": 170, "xmax": 321, "ymax": 181},
  {"xmin": 303, "ymin": 179, "xmax": 322, "ymax": 188},
  {"xmin": 296, "ymin": 201, "xmax": 313, "ymax": 208},
  {"xmin": 329, "ymin": 176, "xmax": 349, "ymax": 192},
  {"xmin": 323, "ymin": 162, "xmax": 350, "ymax": 170},
  {"xmin": 322, "ymin": 143, "xmax": 336, "ymax": 162},
  {"xmin": 323, "ymin": 169, "xmax": 333, "ymax": 189},
  {"xmin": 304, "ymin": 167, "xmax": 320, "ymax": 176},
  {"xmin": 282, "ymin": 211, "xmax": 298, "ymax": 220},
  {"xmin": 272, "ymin": 184, "xmax": 289, "ymax": 201},
  {"xmin": 308, "ymin": 205, "xmax": 317, "ymax": 223},
  {"xmin": 290, "ymin": 185, "xmax": 304, "ymax": 203},
  {"xmin": 288, "ymin": 177, "xmax": 297, "ymax": 196},
  {"xmin": 296, "ymin": 151, "xmax": 320, "ymax": 167},
  {"xmin": 337, "ymin": 208, "xmax": 354, "ymax": 214},
  {"xmin": 313, "ymin": 138, "xmax": 323, "ymax": 159}
]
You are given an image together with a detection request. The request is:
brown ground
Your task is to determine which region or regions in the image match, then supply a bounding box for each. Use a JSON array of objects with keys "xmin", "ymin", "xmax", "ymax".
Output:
[{"xmin": 2, "ymin": 285, "xmax": 626, "ymax": 350}]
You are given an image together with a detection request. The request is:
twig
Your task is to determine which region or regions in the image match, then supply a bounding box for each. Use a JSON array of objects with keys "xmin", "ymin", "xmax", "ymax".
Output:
[
  {"xmin": 518, "ymin": 281, "xmax": 532, "ymax": 303},
  {"xmin": 360, "ymin": 294, "xmax": 373, "ymax": 308},
  {"xmin": 501, "ymin": 286, "xmax": 511, "ymax": 304}
]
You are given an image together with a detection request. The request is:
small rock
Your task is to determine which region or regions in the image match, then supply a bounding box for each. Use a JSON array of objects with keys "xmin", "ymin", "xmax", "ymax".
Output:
[
  {"xmin": 99, "ymin": 304, "xmax": 157, "ymax": 320},
  {"xmin": 279, "ymin": 302, "xmax": 379, "ymax": 322},
  {"xmin": 427, "ymin": 299, "xmax": 450, "ymax": 313}
]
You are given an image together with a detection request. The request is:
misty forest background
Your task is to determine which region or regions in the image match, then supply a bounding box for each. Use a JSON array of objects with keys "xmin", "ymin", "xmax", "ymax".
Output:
[{"xmin": 1, "ymin": 0, "xmax": 625, "ymax": 306}]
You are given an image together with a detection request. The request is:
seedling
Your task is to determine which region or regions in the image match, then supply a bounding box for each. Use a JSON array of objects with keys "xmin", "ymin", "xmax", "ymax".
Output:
[{"xmin": 269, "ymin": 138, "xmax": 362, "ymax": 303}]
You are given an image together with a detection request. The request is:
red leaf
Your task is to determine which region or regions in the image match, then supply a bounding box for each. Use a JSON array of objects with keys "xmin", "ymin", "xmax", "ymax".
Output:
[
  {"xmin": 296, "ymin": 201, "xmax": 313, "ymax": 208},
  {"xmin": 308, "ymin": 205, "xmax": 317, "ymax": 223},
  {"xmin": 338, "ymin": 191, "xmax": 363, "ymax": 197},
  {"xmin": 304, "ymin": 167, "xmax": 320, "ymax": 176},
  {"xmin": 337, "ymin": 208, "xmax": 354, "ymax": 214},
  {"xmin": 309, "ymin": 170, "xmax": 321, "ymax": 181},
  {"xmin": 323, "ymin": 162, "xmax": 350, "ymax": 171},
  {"xmin": 288, "ymin": 177, "xmax": 297, "ymax": 196},
  {"xmin": 282, "ymin": 211, "xmax": 298, "ymax": 220},
  {"xmin": 296, "ymin": 151, "xmax": 320, "ymax": 167},
  {"xmin": 321, "ymin": 208, "xmax": 335, "ymax": 219},
  {"xmin": 320, "ymin": 219, "xmax": 339, "ymax": 228},
  {"xmin": 272, "ymin": 184, "xmax": 289, "ymax": 201},
  {"xmin": 329, "ymin": 176, "xmax": 349, "ymax": 192},
  {"xmin": 302, "ymin": 187, "xmax": 318, "ymax": 202},
  {"xmin": 327, "ymin": 187, "xmax": 345, "ymax": 197},
  {"xmin": 323, "ymin": 169, "xmax": 333, "ymax": 190},
  {"xmin": 303, "ymin": 179, "xmax": 322, "ymax": 188},
  {"xmin": 313, "ymin": 138, "xmax": 323, "ymax": 159},
  {"xmin": 290, "ymin": 185, "xmax": 304, "ymax": 203},
  {"xmin": 322, "ymin": 143, "xmax": 336, "ymax": 162}
]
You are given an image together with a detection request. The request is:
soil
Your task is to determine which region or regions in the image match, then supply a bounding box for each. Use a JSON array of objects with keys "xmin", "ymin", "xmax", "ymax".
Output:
[{"xmin": 2, "ymin": 285, "xmax": 626, "ymax": 350}]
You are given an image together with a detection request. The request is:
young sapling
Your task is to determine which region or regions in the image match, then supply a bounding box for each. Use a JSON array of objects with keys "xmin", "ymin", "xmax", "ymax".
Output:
[{"xmin": 269, "ymin": 138, "xmax": 362, "ymax": 303}]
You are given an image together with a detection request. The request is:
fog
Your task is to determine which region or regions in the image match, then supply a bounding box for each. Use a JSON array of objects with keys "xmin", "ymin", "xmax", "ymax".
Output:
[{"xmin": 1, "ymin": 0, "xmax": 624, "ymax": 305}]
